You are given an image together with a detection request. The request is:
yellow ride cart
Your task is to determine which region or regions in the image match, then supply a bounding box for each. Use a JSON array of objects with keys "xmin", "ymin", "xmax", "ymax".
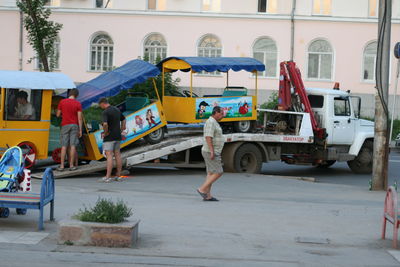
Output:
[
  {"xmin": 72, "ymin": 59, "xmax": 167, "ymax": 161},
  {"xmin": 0, "ymin": 70, "xmax": 76, "ymax": 168},
  {"xmin": 157, "ymin": 57, "xmax": 265, "ymax": 132}
]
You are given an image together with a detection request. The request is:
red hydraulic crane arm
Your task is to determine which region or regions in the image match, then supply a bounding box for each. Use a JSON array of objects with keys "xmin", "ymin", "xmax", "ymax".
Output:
[{"xmin": 278, "ymin": 61, "xmax": 326, "ymax": 139}]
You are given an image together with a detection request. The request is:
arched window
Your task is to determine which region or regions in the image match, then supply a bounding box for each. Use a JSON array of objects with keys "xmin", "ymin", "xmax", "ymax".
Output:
[
  {"xmin": 253, "ymin": 37, "xmax": 278, "ymax": 77},
  {"xmin": 36, "ymin": 36, "xmax": 60, "ymax": 71},
  {"xmin": 90, "ymin": 33, "xmax": 113, "ymax": 72},
  {"xmin": 363, "ymin": 41, "xmax": 377, "ymax": 82},
  {"xmin": 197, "ymin": 34, "xmax": 222, "ymax": 75},
  {"xmin": 143, "ymin": 33, "xmax": 167, "ymax": 64},
  {"xmin": 307, "ymin": 39, "xmax": 333, "ymax": 80}
]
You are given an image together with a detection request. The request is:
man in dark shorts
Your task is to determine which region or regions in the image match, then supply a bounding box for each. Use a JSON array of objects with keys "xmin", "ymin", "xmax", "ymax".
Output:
[
  {"xmin": 56, "ymin": 89, "xmax": 82, "ymax": 171},
  {"xmin": 197, "ymin": 106, "xmax": 225, "ymax": 201},
  {"xmin": 98, "ymin": 98, "xmax": 126, "ymax": 183}
]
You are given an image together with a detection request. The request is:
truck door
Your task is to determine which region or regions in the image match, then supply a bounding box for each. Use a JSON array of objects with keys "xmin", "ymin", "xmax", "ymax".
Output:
[{"xmin": 331, "ymin": 96, "xmax": 355, "ymax": 144}]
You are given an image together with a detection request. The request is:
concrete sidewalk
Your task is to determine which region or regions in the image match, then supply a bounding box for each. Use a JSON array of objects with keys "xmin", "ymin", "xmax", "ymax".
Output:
[{"xmin": 0, "ymin": 167, "xmax": 399, "ymax": 267}]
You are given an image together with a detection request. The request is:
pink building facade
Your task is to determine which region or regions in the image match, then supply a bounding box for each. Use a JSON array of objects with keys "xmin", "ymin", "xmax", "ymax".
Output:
[{"xmin": 0, "ymin": 0, "xmax": 400, "ymax": 116}]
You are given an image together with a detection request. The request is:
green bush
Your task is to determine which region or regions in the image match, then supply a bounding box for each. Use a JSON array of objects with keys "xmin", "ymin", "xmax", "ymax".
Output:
[{"xmin": 75, "ymin": 198, "xmax": 133, "ymax": 224}]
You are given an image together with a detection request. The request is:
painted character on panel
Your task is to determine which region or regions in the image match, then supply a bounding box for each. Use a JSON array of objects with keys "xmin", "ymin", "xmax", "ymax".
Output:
[
  {"xmin": 135, "ymin": 115, "xmax": 144, "ymax": 129},
  {"xmin": 197, "ymin": 101, "xmax": 209, "ymax": 118},
  {"xmin": 239, "ymin": 101, "xmax": 249, "ymax": 115},
  {"xmin": 146, "ymin": 109, "xmax": 156, "ymax": 127}
]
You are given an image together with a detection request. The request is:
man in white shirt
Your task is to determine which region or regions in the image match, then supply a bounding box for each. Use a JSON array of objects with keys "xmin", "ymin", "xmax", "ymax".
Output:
[{"xmin": 14, "ymin": 91, "xmax": 35, "ymax": 120}]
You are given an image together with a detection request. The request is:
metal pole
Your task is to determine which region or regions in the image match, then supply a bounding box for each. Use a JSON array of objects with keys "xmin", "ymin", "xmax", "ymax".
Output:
[
  {"xmin": 372, "ymin": 0, "xmax": 392, "ymax": 191},
  {"xmin": 389, "ymin": 60, "xmax": 400, "ymax": 140},
  {"xmin": 19, "ymin": 9, "xmax": 23, "ymax": 71},
  {"xmin": 290, "ymin": 0, "xmax": 296, "ymax": 61}
]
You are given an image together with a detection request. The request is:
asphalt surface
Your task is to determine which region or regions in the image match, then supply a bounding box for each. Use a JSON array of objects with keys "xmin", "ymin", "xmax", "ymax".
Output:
[{"xmin": 0, "ymin": 164, "xmax": 400, "ymax": 266}]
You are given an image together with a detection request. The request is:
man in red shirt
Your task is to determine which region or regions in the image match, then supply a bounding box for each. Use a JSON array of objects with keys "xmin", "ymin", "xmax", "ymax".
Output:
[{"xmin": 56, "ymin": 89, "xmax": 83, "ymax": 171}]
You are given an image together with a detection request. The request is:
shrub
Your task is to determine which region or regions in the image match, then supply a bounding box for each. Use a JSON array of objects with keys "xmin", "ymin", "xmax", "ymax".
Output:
[{"xmin": 75, "ymin": 198, "xmax": 132, "ymax": 224}]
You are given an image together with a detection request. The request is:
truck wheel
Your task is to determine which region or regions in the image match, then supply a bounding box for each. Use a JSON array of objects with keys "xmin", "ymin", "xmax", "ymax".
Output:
[
  {"xmin": 233, "ymin": 121, "xmax": 252, "ymax": 133},
  {"xmin": 224, "ymin": 143, "xmax": 262, "ymax": 173},
  {"xmin": 347, "ymin": 141, "xmax": 373, "ymax": 174},
  {"xmin": 144, "ymin": 127, "xmax": 165, "ymax": 144},
  {"xmin": 316, "ymin": 160, "xmax": 336, "ymax": 168}
]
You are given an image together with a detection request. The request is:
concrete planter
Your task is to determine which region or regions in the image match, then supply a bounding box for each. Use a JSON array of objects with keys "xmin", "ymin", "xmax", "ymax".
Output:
[{"xmin": 58, "ymin": 218, "xmax": 139, "ymax": 247}]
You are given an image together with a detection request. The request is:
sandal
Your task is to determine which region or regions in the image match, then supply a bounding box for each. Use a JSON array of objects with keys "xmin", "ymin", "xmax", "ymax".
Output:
[
  {"xmin": 69, "ymin": 167, "xmax": 77, "ymax": 171},
  {"xmin": 196, "ymin": 189, "xmax": 208, "ymax": 199},
  {"xmin": 203, "ymin": 197, "xmax": 219, "ymax": 202},
  {"xmin": 56, "ymin": 167, "xmax": 65, "ymax": 171}
]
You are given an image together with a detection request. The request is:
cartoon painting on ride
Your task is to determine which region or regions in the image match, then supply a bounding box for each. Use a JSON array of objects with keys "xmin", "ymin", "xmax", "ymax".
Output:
[
  {"xmin": 195, "ymin": 97, "xmax": 253, "ymax": 120},
  {"xmin": 93, "ymin": 103, "xmax": 162, "ymax": 152}
]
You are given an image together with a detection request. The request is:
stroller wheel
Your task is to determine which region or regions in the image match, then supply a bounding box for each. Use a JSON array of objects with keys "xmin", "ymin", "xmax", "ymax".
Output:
[
  {"xmin": 0, "ymin": 208, "xmax": 10, "ymax": 218},
  {"xmin": 16, "ymin": 208, "xmax": 27, "ymax": 215}
]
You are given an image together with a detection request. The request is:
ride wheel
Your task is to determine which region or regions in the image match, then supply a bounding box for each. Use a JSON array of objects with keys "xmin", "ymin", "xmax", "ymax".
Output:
[
  {"xmin": 18, "ymin": 142, "xmax": 37, "ymax": 169},
  {"xmin": 0, "ymin": 208, "xmax": 10, "ymax": 218},
  {"xmin": 51, "ymin": 147, "xmax": 62, "ymax": 164}
]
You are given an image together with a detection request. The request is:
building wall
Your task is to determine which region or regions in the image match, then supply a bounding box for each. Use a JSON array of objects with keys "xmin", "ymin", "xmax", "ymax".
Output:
[{"xmin": 1, "ymin": 1, "xmax": 400, "ymax": 118}]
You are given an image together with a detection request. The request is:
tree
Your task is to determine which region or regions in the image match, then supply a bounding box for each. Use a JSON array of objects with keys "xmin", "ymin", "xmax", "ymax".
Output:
[{"xmin": 17, "ymin": 0, "xmax": 62, "ymax": 72}]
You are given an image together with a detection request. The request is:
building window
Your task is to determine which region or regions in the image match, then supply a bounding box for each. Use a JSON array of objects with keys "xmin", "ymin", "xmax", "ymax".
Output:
[
  {"xmin": 307, "ymin": 39, "xmax": 333, "ymax": 80},
  {"xmin": 368, "ymin": 0, "xmax": 378, "ymax": 17},
  {"xmin": 143, "ymin": 33, "xmax": 167, "ymax": 64},
  {"xmin": 36, "ymin": 36, "xmax": 60, "ymax": 71},
  {"xmin": 258, "ymin": 0, "xmax": 277, "ymax": 13},
  {"xmin": 363, "ymin": 41, "xmax": 377, "ymax": 82},
  {"xmin": 313, "ymin": 0, "xmax": 331, "ymax": 15},
  {"xmin": 90, "ymin": 33, "xmax": 113, "ymax": 72},
  {"xmin": 147, "ymin": 0, "xmax": 166, "ymax": 10},
  {"xmin": 95, "ymin": 0, "xmax": 112, "ymax": 8},
  {"xmin": 197, "ymin": 34, "xmax": 222, "ymax": 76},
  {"xmin": 253, "ymin": 37, "xmax": 278, "ymax": 78},
  {"xmin": 202, "ymin": 0, "xmax": 221, "ymax": 12}
]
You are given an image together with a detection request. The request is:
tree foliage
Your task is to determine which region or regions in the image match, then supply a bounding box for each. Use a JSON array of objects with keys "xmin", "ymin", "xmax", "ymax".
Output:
[{"xmin": 17, "ymin": 0, "xmax": 62, "ymax": 72}]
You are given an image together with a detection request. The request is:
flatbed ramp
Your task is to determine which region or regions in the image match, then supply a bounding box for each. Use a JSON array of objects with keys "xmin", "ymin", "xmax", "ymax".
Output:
[
  {"xmin": 32, "ymin": 132, "xmax": 203, "ymax": 179},
  {"xmin": 32, "ymin": 130, "xmax": 313, "ymax": 179}
]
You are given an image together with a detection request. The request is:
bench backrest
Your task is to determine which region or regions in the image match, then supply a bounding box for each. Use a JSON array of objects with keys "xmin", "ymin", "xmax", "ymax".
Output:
[
  {"xmin": 384, "ymin": 186, "xmax": 398, "ymax": 223},
  {"xmin": 40, "ymin": 168, "xmax": 54, "ymax": 206}
]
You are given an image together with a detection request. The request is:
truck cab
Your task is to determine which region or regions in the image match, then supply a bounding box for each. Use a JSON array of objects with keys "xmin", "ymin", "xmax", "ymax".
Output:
[{"xmin": 307, "ymin": 87, "xmax": 374, "ymax": 163}]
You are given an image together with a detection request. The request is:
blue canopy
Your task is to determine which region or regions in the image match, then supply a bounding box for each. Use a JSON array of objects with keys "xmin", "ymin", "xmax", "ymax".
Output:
[
  {"xmin": 76, "ymin": 59, "xmax": 160, "ymax": 109},
  {"xmin": 157, "ymin": 57, "xmax": 265, "ymax": 73},
  {"xmin": 0, "ymin": 70, "xmax": 75, "ymax": 90}
]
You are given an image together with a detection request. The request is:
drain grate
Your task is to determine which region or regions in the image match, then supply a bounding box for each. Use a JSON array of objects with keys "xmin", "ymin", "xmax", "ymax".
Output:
[{"xmin": 295, "ymin": 236, "xmax": 330, "ymax": 245}]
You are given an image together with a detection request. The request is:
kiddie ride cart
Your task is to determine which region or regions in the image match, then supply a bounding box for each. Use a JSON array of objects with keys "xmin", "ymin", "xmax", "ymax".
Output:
[
  {"xmin": 157, "ymin": 57, "xmax": 265, "ymax": 133},
  {"xmin": 0, "ymin": 146, "xmax": 31, "ymax": 218},
  {"xmin": 0, "ymin": 71, "xmax": 76, "ymax": 168},
  {"xmin": 72, "ymin": 59, "xmax": 167, "ymax": 161}
]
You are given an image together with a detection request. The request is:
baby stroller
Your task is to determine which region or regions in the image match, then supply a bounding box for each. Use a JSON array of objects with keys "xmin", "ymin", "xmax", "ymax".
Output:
[{"xmin": 0, "ymin": 146, "xmax": 27, "ymax": 218}]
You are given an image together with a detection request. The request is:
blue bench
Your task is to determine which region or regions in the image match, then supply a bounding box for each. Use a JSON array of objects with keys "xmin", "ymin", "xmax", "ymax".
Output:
[{"xmin": 0, "ymin": 168, "xmax": 55, "ymax": 230}]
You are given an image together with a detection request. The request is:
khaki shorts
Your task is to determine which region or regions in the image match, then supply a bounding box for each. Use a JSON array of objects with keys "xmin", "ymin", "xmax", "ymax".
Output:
[
  {"xmin": 60, "ymin": 124, "xmax": 79, "ymax": 147},
  {"xmin": 103, "ymin": 141, "xmax": 121, "ymax": 152},
  {"xmin": 201, "ymin": 150, "xmax": 223, "ymax": 174}
]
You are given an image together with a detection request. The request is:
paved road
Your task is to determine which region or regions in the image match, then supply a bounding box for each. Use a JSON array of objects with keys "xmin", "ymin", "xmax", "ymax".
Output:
[
  {"xmin": 262, "ymin": 151, "xmax": 400, "ymax": 188},
  {"xmin": 1, "ymin": 166, "xmax": 400, "ymax": 266}
]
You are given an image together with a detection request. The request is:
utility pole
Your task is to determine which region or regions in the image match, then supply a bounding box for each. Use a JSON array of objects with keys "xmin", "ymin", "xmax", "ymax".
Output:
[{"xmin": 372, "ymin": 0, "xmax": 392, "ymax": 190}]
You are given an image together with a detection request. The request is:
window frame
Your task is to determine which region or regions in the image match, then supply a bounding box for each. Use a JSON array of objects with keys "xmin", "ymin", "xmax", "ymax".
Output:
[
  {"xmin": 306, "ymin": 39, "xmax": 334, "ymax": 81},
  {"xmin": 143, "ymin": 33, "xmax": 168, "ymax": 64},
  {"xmin": 312, "ymin": 0, "xmax": 332, "ymax": 16},
  {"xmin": 362, "ymin": 41, "xmax": 377, "ymax": 83},
  {"xmin": 88, "ymin": 32, "xmax": 114, "ymax": 72},
  {"xmin": 334, "ymin": 97, "xmax": 351, "ymax": 117},
  {"xmin": 252, "ymin": 37, "xmax": 278, "ymax": 78},
  {"xmin": 4, "ymin": 89, "xmax": 43, "ymax": 122},
  {"xmin": 196, "ymin": 34, "xmax": 223, "ymax": 76},
  {"xmin": 35, "ymin": 36, "xmax": 60, "ymax": 71},
  {"xmin": 201, "ymin": 0, "xmax": 221, "ymax": 12}
]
